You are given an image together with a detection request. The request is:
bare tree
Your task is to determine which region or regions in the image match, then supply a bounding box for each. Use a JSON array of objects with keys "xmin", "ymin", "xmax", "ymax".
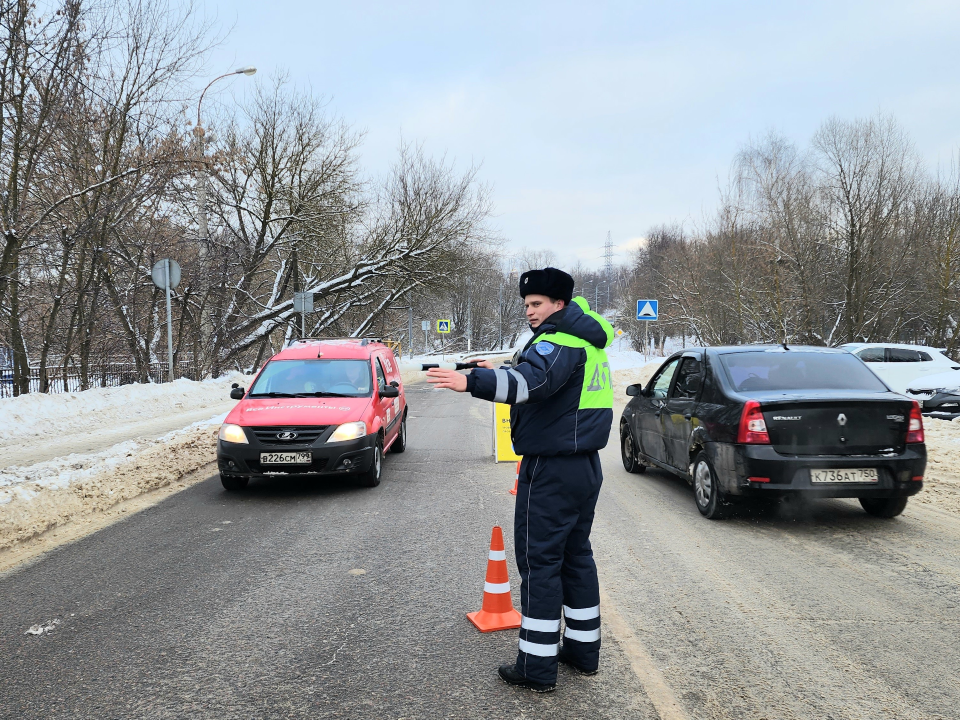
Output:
[
  {"xmin": 622, "ymin": 114, "xmax": 960, "ymax": 354},
  {"xmin": 812, "ymin": 115, "xmax": 922, "ymax": 342}
]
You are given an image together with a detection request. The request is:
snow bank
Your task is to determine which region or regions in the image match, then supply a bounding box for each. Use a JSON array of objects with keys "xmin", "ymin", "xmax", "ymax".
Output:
[
  {"xmin": 913, "ymin": 418, "xmax": 960, "ymax": 515},
  {"xmin": 612, "ymin": 361, "xmax": 665, "ymax": 411},
  {"xmin": 0, "ymin": 416, "xmax": 225, "ymax": 551},
  {"xmin": 607, "ymin": 346, "xmax": 665, "ymax": 372},
  {"xmin": 0, "ymin": 373, "xmax": 245, "ymax": 444},
  {"xmin": 0, "ymin": 374, "xmax": 245, "ymax": 552}
]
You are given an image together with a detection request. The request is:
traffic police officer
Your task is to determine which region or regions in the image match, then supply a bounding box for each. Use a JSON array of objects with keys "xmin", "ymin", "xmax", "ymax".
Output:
[{"xmin": 427, "ymin": 267, "xmax": 614, "ymax": 693}]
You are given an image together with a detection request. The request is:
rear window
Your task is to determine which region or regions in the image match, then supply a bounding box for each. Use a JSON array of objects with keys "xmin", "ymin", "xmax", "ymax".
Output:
[
  {"xmin": 719, "ymin": 352, "xmax": 888, "ymax": 392},
  {"xmin": 249, "ymin": 359, "xmax": 372, "ymax": 397}
]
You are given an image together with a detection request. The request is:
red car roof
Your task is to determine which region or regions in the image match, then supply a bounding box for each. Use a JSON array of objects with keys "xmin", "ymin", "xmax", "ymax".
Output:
[{"xmin": 271, "ymin": 339, "xmax": 383, "ymax": 361}]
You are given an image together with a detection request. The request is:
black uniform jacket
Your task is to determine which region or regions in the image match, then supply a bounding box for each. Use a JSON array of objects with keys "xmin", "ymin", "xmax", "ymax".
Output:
[{"xmin": 466, "ymin": 300, "xmax": 613, "ymax": 457}]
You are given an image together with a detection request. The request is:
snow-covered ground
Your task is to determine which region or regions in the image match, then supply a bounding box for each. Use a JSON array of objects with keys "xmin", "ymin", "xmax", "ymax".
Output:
[
  {"xmin": 0, "ymin": 374, "xmax": 245, "ymax": 551},
  {"xmin": 0, "ymin": 373, "xmax": 244, "ymax": 447}
]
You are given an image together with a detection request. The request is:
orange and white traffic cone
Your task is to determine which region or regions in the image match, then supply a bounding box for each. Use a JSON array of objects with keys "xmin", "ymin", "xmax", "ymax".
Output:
[
  {"xmin": 509, "ymin": 460, "xmax": 519, "ymax": 496},
  {"xmin": 467, "ymin": 525, "xmax": 522, "ymax": 632}
]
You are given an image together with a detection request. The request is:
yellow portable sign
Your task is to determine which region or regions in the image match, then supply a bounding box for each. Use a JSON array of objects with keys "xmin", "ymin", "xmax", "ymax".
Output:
[{"xmin": 494, "ymin": 402, "xmax": 522, "ymax": 462}]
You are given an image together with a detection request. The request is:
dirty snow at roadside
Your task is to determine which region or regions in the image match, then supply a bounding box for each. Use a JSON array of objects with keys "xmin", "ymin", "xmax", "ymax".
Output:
[
  {"xmin": 0, "ymin": 374, "xmax": 246, "ymax": 550},
  {"xmin": 0, "ymin": 415, "xmax": 227, "ymax": 550},
  {"xmin": 0, "ymin": 414, "xmax": 226, "ymax": 505}
]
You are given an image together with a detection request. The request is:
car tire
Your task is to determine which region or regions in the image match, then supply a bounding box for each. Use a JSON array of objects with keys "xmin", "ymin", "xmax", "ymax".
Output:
[
  {"xmin": 620, "ymin": 426, "xmax": 645, "ymax": 474},
  {"xmin": 859, "ymin": 496, "xmax": 908, "ymax": 518},
  {"xmin": 692, "ymin": 451, "xmax": 726, "ymax": 519},
  {"xmin": 359, "ymin": 435, "xmax": 383, "ymax": 487},
  {"xmin": 220, "ymin": 474, "xmax": 249, "ymax": 492},
  {"xmin": 391, "ymin": 412, "xmax": 408, "ymax": 454}
]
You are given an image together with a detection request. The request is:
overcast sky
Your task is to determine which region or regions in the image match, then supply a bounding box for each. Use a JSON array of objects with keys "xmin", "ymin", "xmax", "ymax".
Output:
[{"xmin": 205, "ymin": 0, "xmax": 960, "ymax": 269}]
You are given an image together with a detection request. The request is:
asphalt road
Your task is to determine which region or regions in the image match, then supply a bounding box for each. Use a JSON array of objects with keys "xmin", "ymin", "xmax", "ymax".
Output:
[{"xmin": 2, "ymin": 384, "xmax": 960, "ymax": 719}]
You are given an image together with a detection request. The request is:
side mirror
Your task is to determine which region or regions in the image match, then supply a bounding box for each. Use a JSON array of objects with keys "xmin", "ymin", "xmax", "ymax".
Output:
[
  {"xmin": 390, "ymin": 380, "xmax": 400, "ymax": 388},
  {"xmin": 380, "ymin": 385, "xmax": 400, "ymax": 398},
  {"xmin": 626, "ymin": 384, "xmax": 641, "ymax": 397},
  {"xmin": 230, "ymin": 387, "xmax": 245, "ymax": 400}
]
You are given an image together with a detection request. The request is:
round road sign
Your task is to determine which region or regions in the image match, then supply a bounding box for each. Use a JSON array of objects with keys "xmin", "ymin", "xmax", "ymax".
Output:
[{"xmin": 151, "ymin": 259, "xmax": 181, "ymax": 290}]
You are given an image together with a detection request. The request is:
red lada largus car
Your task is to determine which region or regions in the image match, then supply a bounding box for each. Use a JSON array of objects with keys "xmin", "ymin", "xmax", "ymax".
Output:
[{"xmin": 217, "ymin": 338, "xmax": 407, "ymax": 491}]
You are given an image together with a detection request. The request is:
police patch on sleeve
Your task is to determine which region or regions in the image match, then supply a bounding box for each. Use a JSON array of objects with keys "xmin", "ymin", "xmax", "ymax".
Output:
[{"xmin": 535, "ymin": 341, "xmax": 555, "ymax": 356}]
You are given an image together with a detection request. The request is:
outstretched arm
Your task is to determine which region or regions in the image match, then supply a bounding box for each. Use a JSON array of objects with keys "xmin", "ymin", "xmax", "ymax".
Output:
[
  {"xmin": 465, "ymin": 344, "xmax": 581, "ymax": 404},
  {"xmin": 426, "ymin": 360, "xmax": 494, "ymax": 392}
]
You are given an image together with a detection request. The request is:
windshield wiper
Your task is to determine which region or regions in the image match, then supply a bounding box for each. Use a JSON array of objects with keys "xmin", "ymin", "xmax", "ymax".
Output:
[
  {"xmin": 248, "ymin": 392, "xmax": 298, "ymax": 398},
  {"xmin": 294, "ymin": 391, "xmax": 355, "ymax": 398}
]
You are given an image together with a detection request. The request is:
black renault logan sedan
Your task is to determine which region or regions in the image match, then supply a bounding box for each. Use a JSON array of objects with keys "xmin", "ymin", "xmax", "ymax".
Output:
[{"xmin": 620, "ymin": 346, "xmax": 926, "ymax": 519}]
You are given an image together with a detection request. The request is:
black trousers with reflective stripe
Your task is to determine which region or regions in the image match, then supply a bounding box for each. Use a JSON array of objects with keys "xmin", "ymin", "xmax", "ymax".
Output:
[{"xmin": 514, "ymin": 452, "xmax": 603, "ymax": 684}]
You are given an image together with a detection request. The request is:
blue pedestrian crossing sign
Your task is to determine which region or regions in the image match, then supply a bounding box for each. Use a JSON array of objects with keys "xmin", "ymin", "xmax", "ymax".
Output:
[
  {"xmin": 437, "ymin": 319, "xmax": 451, "ymax": 333},
  {"xmin": 636, "ymin": 300, "xmax": 658, "ymax": 321}
]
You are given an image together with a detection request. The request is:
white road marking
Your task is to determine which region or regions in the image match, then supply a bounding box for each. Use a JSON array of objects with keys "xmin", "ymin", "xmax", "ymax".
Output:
[{"xmin": 599, "ymin": 588, "xmax": 688, "ymax": 720}]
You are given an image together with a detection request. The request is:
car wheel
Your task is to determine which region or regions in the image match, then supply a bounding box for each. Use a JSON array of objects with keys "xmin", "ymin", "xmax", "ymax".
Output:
[
  {"xmin": 620, "ymin": 426, "xmax": 645, "ymax": 474},
  {"xmin": 859, "ymin": 496, "xmax": 908, "ymax": 518},
  {"xmin": 220, "ymin": 474, "xmax": 249, "ymax": 492},
  {"xmin": 693, "ymin": 452, "xmax": 725, "ymax": 519},
  {"xmin": 391, "ymin": 412, "xmax": 408, "ymax": 454},
  {"xmin": 359, "ymin": 435, "xmax": 383, "ymax": 487}
]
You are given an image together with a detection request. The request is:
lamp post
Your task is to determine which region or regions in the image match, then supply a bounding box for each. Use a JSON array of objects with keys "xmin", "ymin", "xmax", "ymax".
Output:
[
  {"xmin": 194, "ymin": 67, "xmax": 255, "ymax": 351},
  {"xmin": 194, "ymin": 66, "xmax": 256, "ymax": 251}
]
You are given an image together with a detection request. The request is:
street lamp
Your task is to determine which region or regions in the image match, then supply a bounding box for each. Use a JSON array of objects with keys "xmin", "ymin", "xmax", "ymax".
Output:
[
  {"xmin": 196, "ymin": 66, "xmax": 257, "ymax": 136},
  {"xmin": 194, "ymin": 66, "xmax": 257, "ymax": 247},
  {"xmin": 194, "ymin": 66, "xmax": 256, "ymax": 351}
]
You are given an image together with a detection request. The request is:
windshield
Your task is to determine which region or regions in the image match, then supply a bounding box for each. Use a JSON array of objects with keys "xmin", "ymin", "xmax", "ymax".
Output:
[
  {"xmin": 248, "ymin": 359, "xmax": 372, "ymax": 397},
  {"xmin": 719, "ymin": 351, "xmax": 888, "ymax": 393}
]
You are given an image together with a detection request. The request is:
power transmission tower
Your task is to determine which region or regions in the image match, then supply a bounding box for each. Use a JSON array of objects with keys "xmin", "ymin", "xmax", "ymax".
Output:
[
  {"xmin": 603, "ymin": 231, "xmax": 615, "ymax": 311},
  {"xmin": 604, "ymin": 231, "xmax": 614, "ymax": 280}
]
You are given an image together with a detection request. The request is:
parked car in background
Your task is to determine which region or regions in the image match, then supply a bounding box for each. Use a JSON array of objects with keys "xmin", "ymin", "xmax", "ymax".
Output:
[
  {"xmin": 620, "ymin": 346, "xmax": 926, "ymax": 519},
  {"xmin": 217, "ymin": 338, "xmax": 408, "ymax": 491},
  {"xmin": 841, "ymin": 343, "xmax": 960, "ymax": 394},
  {"xmin": 904, "ymin": 370, "xmax": 960, "ymax": 419}
]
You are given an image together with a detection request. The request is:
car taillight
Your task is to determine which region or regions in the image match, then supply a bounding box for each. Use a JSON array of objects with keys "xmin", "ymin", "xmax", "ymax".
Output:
[
  {"xmin": 906, "ymin": 401, "xmax": 924, "ymax": 444},
  {"xmin": 737, "ymin": 400, "xmax": 770, "ymax": 444}
]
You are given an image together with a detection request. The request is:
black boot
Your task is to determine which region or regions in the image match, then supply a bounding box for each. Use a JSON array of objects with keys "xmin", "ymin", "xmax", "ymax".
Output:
[
  {"xmin": 498, "ymin": 664, "xmax": 556, "ymax": 693},
  {"xmin": 558, "ymin": 645, "xmax": 598, "ymax": 676}
]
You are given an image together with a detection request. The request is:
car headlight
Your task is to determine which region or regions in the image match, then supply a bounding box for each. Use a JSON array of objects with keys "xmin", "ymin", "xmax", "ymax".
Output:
[
  {"xmin": 328, "ymin": 421, "xmax": 366, "ymax": 443},
  {"xmin": 218, "ymin": 423, "xmax": 249, "ymax": 444}
]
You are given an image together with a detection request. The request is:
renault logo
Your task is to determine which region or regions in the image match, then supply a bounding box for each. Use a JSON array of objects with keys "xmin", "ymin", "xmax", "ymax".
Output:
[
  {"xmin": 837, "ymin": 413, "xmax": 847, "ymax": 426},
  {"xmin": 277, "ymin": 431, "xmax": 298, "ymax": 440}
]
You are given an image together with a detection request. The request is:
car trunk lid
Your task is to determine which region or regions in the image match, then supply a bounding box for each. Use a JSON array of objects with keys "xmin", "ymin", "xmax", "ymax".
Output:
[{"xmin": 747, "ymin": 392, "xmax": 912, "ymax": 455}]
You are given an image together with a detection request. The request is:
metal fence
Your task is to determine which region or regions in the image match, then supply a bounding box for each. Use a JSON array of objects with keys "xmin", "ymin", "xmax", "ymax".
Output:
[{"xmin": 0, "ymin": 360, "xmax": 198, "ymax": 399}]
